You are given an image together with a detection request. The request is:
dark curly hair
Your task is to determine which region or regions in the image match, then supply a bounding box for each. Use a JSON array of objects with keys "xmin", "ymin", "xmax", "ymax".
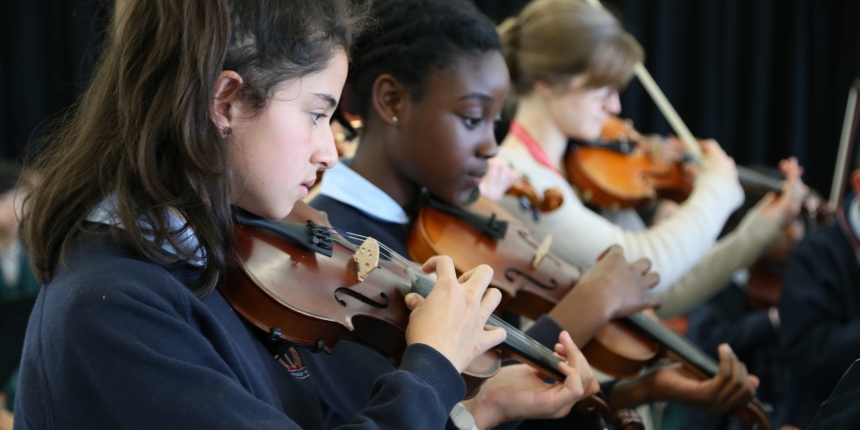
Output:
[{"xmin": 350, "ymin": 0, "xmax": 502, "ymax": 119}]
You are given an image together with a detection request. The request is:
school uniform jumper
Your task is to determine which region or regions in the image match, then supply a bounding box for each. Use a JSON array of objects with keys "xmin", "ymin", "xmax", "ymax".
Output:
[
  {"xmin": 14, "ymin": 214, "xmax": 465, "ymax": 429},
  {"xmin": 778, "ymin": 197, "xmax": 860, "ymax": 428}
]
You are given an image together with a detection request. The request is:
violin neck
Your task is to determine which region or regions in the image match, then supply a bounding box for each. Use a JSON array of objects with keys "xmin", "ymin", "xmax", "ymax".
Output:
[
  {"xmin": 487, "ymin": 314, "xmax": 565, "ymax": 380},
  {"xmin": 624, "ymin": 312, "xmax": 775, "ymax": 429},
  {"xmin": 622, "ymin": 313, "xmax": 719, "ymax": 377},
  {"xmin": 737, "ymin": 166, "xmax": 783, "ymax": 194},
  {"xmin": 408, "ymin": 269, "xmax": 564, "ymax": 379}
]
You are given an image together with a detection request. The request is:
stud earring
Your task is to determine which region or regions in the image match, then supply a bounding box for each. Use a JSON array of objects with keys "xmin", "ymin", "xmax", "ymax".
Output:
[
  {"xmin": 392, "ymin": 116, "xmax": 398, "ymax": 124},
  {"xmin": 224, "ymin": 126, "xmax": 233, "ymax": 137}
]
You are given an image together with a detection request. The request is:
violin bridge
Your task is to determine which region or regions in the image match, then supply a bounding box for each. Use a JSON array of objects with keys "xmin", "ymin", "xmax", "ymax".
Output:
[
  {"xmin": 354, "ymin": 237, "xmax": 380, "ymax": 282},
  {"xmin": 532, "ymin": 234, "xmax": 553, "ymax": 269}
]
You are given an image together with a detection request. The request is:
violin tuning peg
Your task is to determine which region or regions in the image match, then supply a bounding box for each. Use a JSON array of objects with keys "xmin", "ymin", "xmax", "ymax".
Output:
[{"xmin": 354, "ymin": 237, "xmax": 380, "ymax": 282}]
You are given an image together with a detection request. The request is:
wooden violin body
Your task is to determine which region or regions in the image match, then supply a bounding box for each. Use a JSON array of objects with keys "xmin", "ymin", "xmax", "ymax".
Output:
[
  {"xmin": 408, "ymin": 195, "xmax": 580, "ymax": 320},
  {"xmin": 224, "ymin": 217, "xmax": 411, "ymax": 358},
  {"xmin": 222, "ymin": 208, "xmax": 501, "ymax": 397},
  {"xmin": 565, "ymin": 116, "xmax": 693, "ymax": 210}
]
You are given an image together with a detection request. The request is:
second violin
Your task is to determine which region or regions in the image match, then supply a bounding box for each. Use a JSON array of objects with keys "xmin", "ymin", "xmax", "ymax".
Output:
[{"xmin": 566, "ymin": 116, "xmax": 692, "ymax": 210}]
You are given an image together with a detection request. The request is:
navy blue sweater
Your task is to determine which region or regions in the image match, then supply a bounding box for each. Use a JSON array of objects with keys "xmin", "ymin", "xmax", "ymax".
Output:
[
  {"xmin": 307, "ymin": 195, "xmax": 592, "ymax": 429},
  {"xmin": 672, "ymin": 282, "xmax": 787, "ymax": 429},
  {"xmin": 14, "ymin": 229, "xmax": 465, "ymax": 429},
  {"xmin": 778, "ymin": 220, "xmax": 860, "ymax": 428}
]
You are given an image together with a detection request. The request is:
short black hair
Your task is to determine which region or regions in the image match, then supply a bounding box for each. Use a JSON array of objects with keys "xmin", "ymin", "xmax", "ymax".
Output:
[{"xmin": 350, "ymin": 0, "xmax": 502, "ymax": 119}]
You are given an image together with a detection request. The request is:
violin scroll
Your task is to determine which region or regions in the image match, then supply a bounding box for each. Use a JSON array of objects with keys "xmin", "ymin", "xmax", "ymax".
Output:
[{"xmin": 506, "ymin": 176, "xmax": 564, "ymax": 214}]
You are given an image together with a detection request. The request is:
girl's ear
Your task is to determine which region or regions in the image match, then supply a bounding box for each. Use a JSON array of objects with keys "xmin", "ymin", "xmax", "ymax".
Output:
[
  {"xmin": 210, "ymin": 71, "xmax": 244, "ymax": 136},
  {"xmin": 533, "ymin": 80, "xmax": 556, "ymax": 100},
  {"xmin": 371, "ymin": 73, "xmax": 408, "ymax": 127}
]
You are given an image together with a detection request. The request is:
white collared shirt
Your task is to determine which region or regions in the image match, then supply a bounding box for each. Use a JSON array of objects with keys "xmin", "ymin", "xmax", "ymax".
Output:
[
  {"xmin": 849, "ymin": 196, "xmax": 860, "ymax": 240},
  {"xmin": 318, "ymin": 160, "xmax": 409, "ymax": 225},
  {"xmin": 87, "ymin": 195, "xmax": 206, "ymax": 266}
]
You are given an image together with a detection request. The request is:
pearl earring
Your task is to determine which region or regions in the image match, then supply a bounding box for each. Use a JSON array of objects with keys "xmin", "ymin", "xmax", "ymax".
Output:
[{"xmin": 392, "ymin": 116, "xmax": 398, "ymax": 124}]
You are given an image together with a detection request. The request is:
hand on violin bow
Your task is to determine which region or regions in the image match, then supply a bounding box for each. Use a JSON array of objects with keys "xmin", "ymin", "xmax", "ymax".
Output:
[
  {"xmin": 479, "ymin": 157, "xmax": 519, "ymax": 202},
  {"xmin": 609, "ymin": 344, "xmax": 759, "ymax": 416},
  {"xmin": 752, "ymin": 156, "xmax": 808, "ymax": 228},
  {"xmin": 684, "ymin": 140, "xmax": 739, "ymax": 182},
  {"xmin": 549, "ymin": 245, "xmax": 661, "ymax": 346},
  {"xmin": 404, "ymin": 256, "xmax": 507, "ymax": 373},
  {"xmin": 462, "ymin": 331, "xmax": 599, "ymax": 429}
]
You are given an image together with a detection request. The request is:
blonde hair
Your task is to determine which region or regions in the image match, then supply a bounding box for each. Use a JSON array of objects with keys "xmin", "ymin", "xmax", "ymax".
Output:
[{"xmin": 499, "ymin": 0, "xmax": 643, "ymax": 94}]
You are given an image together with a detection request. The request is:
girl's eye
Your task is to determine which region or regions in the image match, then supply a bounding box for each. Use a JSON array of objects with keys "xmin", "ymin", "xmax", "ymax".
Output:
[
  {"xmin": 592, "ymin": 86, "xmax": 613, "ymax": 100},
  {"xmin": 463, "ymin": 117, "xmax": 482, "ymax": 129},
  {"xmin": 311, "ymin": 113, "xmax": 326, "ymax": 124}
]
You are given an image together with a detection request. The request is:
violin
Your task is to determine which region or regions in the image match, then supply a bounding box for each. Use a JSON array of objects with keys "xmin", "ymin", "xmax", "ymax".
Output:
[
  {"xmin": 408, "ymin": 194, "xmax": 643, "ymax": 429},
  {"xmin": 408, "ymin": 194, "xmax": 770, "ymax": 429},
  {"xmin": 409, "ymin": 194, "xmax": 578, "ymax": 320},
  {"xmin": 581, "ymin": 311, "xmax": 772, "ymax": 430},
  {"xmin": 565, "ymin": 116, "xmax": 692, "ymax": 210},
  {"xmin": 566, "ymin": 115, "xmax": 830, "ymax": 217},
  {"xmin": 220, "ymin": 202, "xmax": 593, "ymax": 404}
]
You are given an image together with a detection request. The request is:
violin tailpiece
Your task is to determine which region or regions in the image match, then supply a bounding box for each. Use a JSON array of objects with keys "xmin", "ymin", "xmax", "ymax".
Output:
[{"xmin": 353, "ymin": 238, "xmax": 380, "ymax": 282}]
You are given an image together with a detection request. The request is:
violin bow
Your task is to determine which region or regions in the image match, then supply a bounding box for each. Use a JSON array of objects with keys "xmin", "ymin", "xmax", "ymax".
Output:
[
  {"xmin": 582, "ymin": 0, "xmax": 703, "ymax": 162},
  {"xmin": 829, "ymin": 80, "xmax": 860, "ymax": 210}
]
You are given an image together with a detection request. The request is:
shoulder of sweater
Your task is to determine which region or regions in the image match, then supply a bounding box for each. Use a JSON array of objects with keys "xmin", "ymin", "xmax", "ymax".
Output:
[
  {"xmin": 792, "ymin": 222, "xmax": 854, "ymax": 263},
  {"xmin": 47, "ymin": 233, "xmax": 194, "ymax": 319},
  {"xmin": 309, "ymin": 194, "xmax": 354, "ymax": 219}
]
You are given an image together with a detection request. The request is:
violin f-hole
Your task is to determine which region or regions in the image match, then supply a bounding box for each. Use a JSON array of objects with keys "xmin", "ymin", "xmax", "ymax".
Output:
[{"xmin": 334, "ymin": 287, "xmax": 390, "ymax": 308}]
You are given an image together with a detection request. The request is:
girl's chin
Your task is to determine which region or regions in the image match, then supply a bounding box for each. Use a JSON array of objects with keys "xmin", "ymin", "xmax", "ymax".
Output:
[
  {"xmin": 455, "ymin": 186, "xmax": 481, "ymax": 206},
  {"xmin": 235, "ymin": 200, "xmax": 297, "ymax": 221},
  {"xmin": 566, "ymin": 128, "xmax": 600, "ymax": 143}
]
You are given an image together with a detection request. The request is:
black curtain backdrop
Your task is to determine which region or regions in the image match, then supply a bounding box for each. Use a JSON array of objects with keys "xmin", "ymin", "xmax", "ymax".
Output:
[
  {"xmin": 1, "ymin": 1, "xmax": 859, "ymax": 195},
  {"xmin": 0, "ymin": 0, "xmax": 107, "ymax": 162},
  {"xmin": 476, "ymin": 0, "xmax": 860, "ymax": 196}
]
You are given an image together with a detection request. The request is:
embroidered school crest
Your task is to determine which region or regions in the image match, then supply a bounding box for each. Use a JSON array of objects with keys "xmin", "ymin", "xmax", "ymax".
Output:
[{"xmin": 277, "ymin": 346, "xmax": 310, "ymax": 379}]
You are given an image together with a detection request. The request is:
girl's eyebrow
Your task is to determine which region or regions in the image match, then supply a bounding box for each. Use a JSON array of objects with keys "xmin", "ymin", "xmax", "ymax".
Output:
[
  {"xmin": 314, "ymin": 93, "xmax": 337, "ymax": 108},
  {"xmin": 458, "ymin": 92, "xmax": 493, "ymax": 102}
]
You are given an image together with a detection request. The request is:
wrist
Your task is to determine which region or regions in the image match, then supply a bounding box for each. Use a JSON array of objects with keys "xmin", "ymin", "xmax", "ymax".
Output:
[
  {"xmin": 451, "ymin": 402, "xmax": 480, "ymax": 430},
  {"xmin": 461, "ymin": 394, "xmax": 499, "ymax": 430},
  {"xmin": 607, "ymin": 372, "xmax": 658, "ymax": 410},
  {"xmin": 548, "ymin": 287, "xmax": 612, "ymax": 346}
]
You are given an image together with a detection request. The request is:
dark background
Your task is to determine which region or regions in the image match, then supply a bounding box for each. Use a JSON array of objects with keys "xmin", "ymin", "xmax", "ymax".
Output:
[{"xmin": 2, "ymin": 0, "xmax": 860, "ymax": 196}]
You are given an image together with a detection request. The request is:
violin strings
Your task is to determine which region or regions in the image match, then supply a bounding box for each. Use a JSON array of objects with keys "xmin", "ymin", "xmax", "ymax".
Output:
[
  {"xmin": 317, "ymin": 225, "xmax": 563, "ymax": 368},
  {"xmin": 318, "ymin": 226, "xmax": 419, "ymax": 270}
]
